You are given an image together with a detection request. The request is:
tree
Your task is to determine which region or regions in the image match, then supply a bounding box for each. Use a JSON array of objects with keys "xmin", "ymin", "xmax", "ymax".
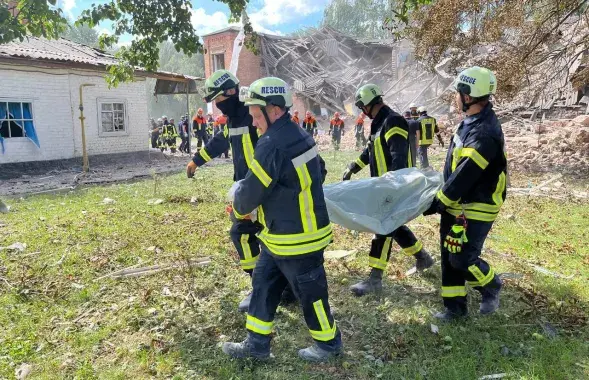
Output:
[
  {"xmin": 1, "ymin": 0, "xmax": 250, "ymax": 86},
  {"xmin": 386, "ymin": 0, "xmax": 589, "ymax": 102},
  {"xmin": 60, "ymin": 23, "xmax": 99, "ymax": 48},
  {"xmin": 321, "ymin": 0, "xmax": 391, "ymax": 39}
]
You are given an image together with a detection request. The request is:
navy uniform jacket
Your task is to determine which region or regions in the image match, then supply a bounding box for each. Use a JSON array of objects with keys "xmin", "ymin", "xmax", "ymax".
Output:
[
  {"xmin": 233, "ymin": 113, "xmax": 331, "ymax": 257},
  {"xmin": 437, "ymin": 103, "xmax": 507, "ymax": 222},
  {"xmin": 349, "ymin": 105, "xmax": 412, "ymax": 177},
  {"xmin": 192, "ymin": 103, "xmax": 258, "ymax": 181}
]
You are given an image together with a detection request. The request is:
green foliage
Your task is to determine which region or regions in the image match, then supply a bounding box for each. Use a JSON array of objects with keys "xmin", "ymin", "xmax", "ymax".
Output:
[
  {"xmin": 0, "ymin": 0, "xmax": 68, "ymax": 43},
  {"xmin": 1, "ymin": 0, "xmax": 252, "ymax": 86}
]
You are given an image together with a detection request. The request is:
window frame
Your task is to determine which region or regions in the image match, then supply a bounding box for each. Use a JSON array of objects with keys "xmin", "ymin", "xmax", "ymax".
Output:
[
  {"xmin": 97, "ymin": 98, "xmax": 129, "ymax": 137},
  {"xmin": 0, "ymin": 99, "xmax": 36, "ymax": 140},
  {"xmin": 212, "ymin": 53, "xmax": 225, "ymax": 71}
]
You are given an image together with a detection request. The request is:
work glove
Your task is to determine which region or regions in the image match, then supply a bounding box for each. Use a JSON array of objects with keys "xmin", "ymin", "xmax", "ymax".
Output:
[
  {"xmin": 444, "ymin": 217, "xmax": 468, "ymax": 254},
  {"xmin": 186, "ymin": 161, "xmax": 197, "ymax": 178},
  {"xmin": 423, "ymin": 197, "xmax": 444, "ymax": 216},
  {"xmin": 342, "ymin": 164, "xmax": 354, "ymax": 181}
]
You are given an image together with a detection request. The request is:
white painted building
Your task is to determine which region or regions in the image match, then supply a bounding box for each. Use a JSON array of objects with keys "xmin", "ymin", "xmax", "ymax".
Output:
[{"xmin": 0, "ymin": 37, "xmax": 193, "ymax": 165}]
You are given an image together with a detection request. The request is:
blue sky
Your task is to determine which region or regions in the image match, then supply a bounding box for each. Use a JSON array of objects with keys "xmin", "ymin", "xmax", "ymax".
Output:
[{"xmin": 57, "ymin": 0, "xmax": 329, "ymax": 41}]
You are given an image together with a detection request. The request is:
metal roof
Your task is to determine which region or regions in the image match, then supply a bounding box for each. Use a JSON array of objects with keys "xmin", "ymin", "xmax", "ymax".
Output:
[
  {"xmin": 0, "ymin": 37, "xmax": 118, "ymax": 67},
  {"xmin": 0, "ymin": 36, "xmax": 203, "ymax": 83}
]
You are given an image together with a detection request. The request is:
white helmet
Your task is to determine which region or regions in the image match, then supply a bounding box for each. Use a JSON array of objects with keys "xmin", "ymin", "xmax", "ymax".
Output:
[
  {"xmin": 242, "ymin": 77, "xmax": 293, "ymax": 108},
  {"xmin": 453, "ymin": 66, "xmax": 497, "ymax": 98},
  {"xmin": 409, "ymin": 103, "xmax": 417, "ymax": 109},
  {"xmin": 417, "ymin": 106, "xmax": 427, "ymax": 113}
]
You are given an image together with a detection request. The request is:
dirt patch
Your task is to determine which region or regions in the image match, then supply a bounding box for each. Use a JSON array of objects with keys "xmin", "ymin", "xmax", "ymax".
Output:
[{"xmin": 0, "ymin": 149, "xmax": 231, "ymax": 197}]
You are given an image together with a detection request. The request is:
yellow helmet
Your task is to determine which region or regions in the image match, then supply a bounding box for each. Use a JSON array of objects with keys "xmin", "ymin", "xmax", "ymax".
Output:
[
  {"xmin": 242, "ymin": 77, "xmax": 293, "ymax": 108},
  {"xmin": 355, "ymin": 84, "xmax": 383, "ymax": 109},
  {"xmin": 203, "ymin": 70, "xmax": 239, "ymax": 103}
]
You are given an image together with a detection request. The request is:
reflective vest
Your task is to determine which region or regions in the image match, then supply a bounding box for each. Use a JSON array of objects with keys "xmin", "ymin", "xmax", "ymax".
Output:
[
  {"xmin": 352, "ymin": 105, "xmax": 411, "ymax": 176},
  {"xmin": 417, "ymin": 115, "xmax": 437, "ymax": 145}
]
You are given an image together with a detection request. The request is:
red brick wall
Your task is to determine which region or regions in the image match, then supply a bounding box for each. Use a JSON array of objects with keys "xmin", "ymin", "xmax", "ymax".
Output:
[
  {"xmin": 203, "ymin": 29, "xmax": 265, "ymax": 115},
  {"xmin": 291, "ymin": 94, "xmax": 306, "ymax": 115},
  {"xmin": 236, "ymin": 40, "xmax": 263, "ymax": 87}
]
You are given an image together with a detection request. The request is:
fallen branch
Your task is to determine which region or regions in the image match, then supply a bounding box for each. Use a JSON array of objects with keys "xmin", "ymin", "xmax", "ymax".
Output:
[{"xmin": 95, "ymin": 257, "xmax": 211, "ymax": 281}]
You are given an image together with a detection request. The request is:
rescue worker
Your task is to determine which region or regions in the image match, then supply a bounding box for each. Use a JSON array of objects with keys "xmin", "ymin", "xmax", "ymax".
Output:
[
  {"xmin": 354, "ymin": 113, "xmax": 367, "ymax": 150},
  {"xmin": 423, "ymin": 66, "xmax": 505, "ymax": 320},
  {"xmin": 193, "ymin": 108, "xmax": 209, "ymax": 151},
  {"xmin": 342, "ymin": 84, "xmax": 434, "ymax": 296},
  {"xmin": 178, "ymin": 116, "xmax": 189, "ymax": 153},
  {"xmin": 302, "ymin": 111, "xmax": 318, "ymax": 137},
  {"xmin": 215, "ymin": 114, "xmax": 230, "ymax": 159},
  {"xmin": 329, "ymin": 112, "xmax": 345, "ymax": 150},
  {"xmin": 416, "ymin": 106, "xmax": 444, "ymax": 168},
  {"xmin": 403, "ymin": 110, "xmax": 419, "ymax": 167},
  {"xmin": 208, "ymin": 113, "xmax": 217, "ymax": 134},
  {"xmin": 150, "ymin": 118, "xmax": 161, "ymax": 149},
  {"xmin": 222, "ymin": 77, "xmax": 341, "ymax": 362},
  {"xmin": 159, "ymin": 116, "xmax": 177, "ymax": 153},
  {"xmin": 168, "ymin": 118, "xmax": 178, "ymax": 153},
  {"xmin": 292, "ymin": 110, "xmax": 300, "ymax": 126},
  {"xmin": 185, "ymin": 70, "xmax": 292, "ymax": 312},
  {"xmin": 409, "ymin": 103, "xmax": 419, "ymax": 120}
]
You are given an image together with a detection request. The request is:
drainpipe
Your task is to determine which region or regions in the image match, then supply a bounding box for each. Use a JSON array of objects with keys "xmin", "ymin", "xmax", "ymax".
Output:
[{"xmin": 79, "ymin": 84, "xmax": 95, "ymax": 172}]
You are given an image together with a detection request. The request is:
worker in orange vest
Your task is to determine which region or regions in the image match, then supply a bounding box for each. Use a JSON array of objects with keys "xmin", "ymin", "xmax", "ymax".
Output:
[
  {"xmin": 193, "ymin": 108, "xmax": 209, "ymax": 151},
  {"xmin": 329, "ymin": 112, "xmax": 345, "ymax": 150},
  {"xmin": 302, "ymin": 111, "xmax": 317, "ymax": 137},
  {"xmin": 354, "ymin": 113, "xmax": 367, "ymax": 150},
  {"xmin": 292, "ymin": 110, "xmax": 300, "ymax": 126}
]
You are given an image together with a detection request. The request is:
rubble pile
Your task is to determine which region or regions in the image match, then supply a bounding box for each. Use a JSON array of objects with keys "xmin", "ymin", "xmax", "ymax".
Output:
[{"xmin": 504, "ymin": 115, "xmax": 589, "ymax": 175}]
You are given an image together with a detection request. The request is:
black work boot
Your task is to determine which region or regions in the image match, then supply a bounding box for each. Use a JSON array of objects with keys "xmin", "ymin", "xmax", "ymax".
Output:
[
  {"xmin": 349, "ymin": 268, "xmax": 383, "ymax": 296},
  {"xmin": 479, "ymin": 275, "xmax": 503, "ymax": 315},
  {"xmin": 222, "ymin": 337, "xmax": 271, "ymax": 360},
  {"xmin": 298, "ymin": 344, "xmax": 342, "ymax": 362},
  {"xmin": 434, "ymin": 308, "xmax": 468, "ymax": 321},
  {"xmin": 414, "ymin": 249, "xmax": 435, "ymax": 271}
]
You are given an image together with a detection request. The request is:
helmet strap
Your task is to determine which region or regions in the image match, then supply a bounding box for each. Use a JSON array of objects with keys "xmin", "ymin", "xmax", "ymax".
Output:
[
  {"xmin": 460, "ymin": 92, "xmax": 473, "ymax": 113},
  {"xmin": 262, "ymin": 106, "xmax": 272, "ymax": 129}
]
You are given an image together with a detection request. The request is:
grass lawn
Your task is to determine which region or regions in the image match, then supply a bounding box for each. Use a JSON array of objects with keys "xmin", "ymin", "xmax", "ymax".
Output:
[{"xmin": 1, "ymin": 149, "xmax": 588, "ymax": 379}]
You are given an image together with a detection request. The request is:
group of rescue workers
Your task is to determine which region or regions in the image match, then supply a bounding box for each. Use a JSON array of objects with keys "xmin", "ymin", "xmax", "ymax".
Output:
[
  {"xmin": 149, "ymin": 109, "xmax": 230, "ymax": 157},
  {"xmin": 183, "ymin": 65, "xmax": 507, "ymax": 363},
  {"xmin": 291, "ymin": 104, "xmax": 443, "ymax": 164}
]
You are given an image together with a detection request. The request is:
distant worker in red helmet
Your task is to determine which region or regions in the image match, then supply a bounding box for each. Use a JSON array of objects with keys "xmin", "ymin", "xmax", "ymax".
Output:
[
  {"xmin": 354, "ymin": 113, "xmax": 367, "ymax": 150},
  {"xmin": 193, "ymin": 108, "xmax": 209, "ymax": 151},
  {"xmin": 329, "ymin": 112, "xmax": 345, "ymax": 150},
  {"xmin": 302, "ymin": 111, "xmax": 318, "ymax": 137},
  {"xmin": 292, "ymin": 110, "xmax": 300, "ymax": 127}
]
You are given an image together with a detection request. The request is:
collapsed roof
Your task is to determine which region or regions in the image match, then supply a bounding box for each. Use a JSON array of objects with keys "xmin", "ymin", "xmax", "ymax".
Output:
[{"xmin": 259, "ymin": 27, "xmax": 395, "ymax": 114}]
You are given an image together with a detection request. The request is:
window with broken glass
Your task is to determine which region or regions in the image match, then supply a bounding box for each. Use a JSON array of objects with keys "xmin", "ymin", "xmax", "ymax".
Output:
[
  {"xmin": 0, "ymin": 101, "xmax": 34, "ymax": 138},
  {"xmin": 100, "ymin": 102, "xmax": 126, "ymax": 133}
]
